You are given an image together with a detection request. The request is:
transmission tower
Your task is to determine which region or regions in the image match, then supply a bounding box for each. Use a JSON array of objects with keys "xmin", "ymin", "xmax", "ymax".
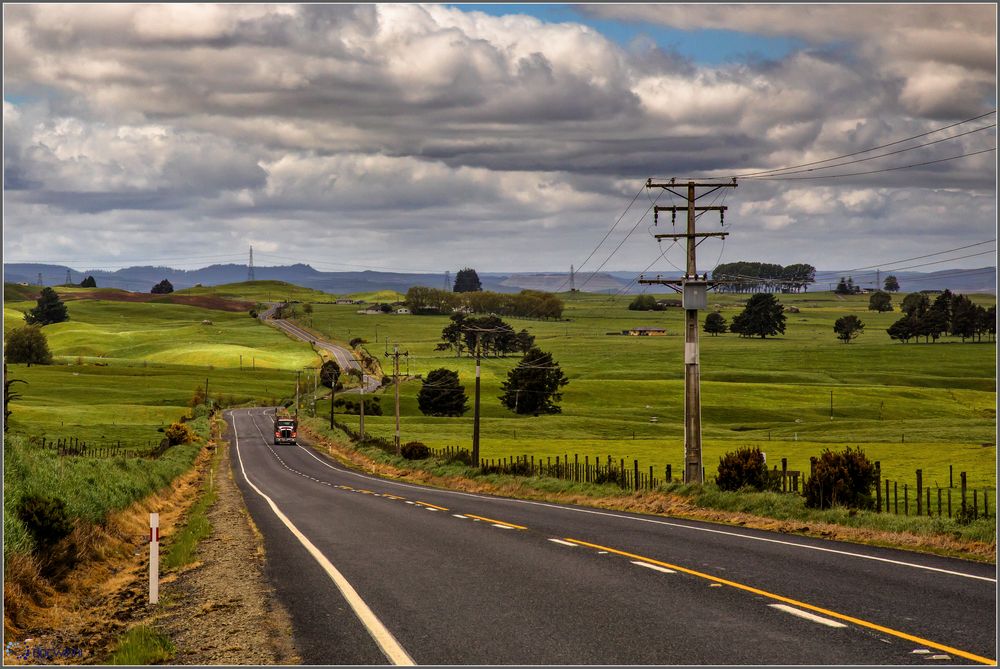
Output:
[
  {"xmin": 65, "ymin": 269, "xmax": 72, "ymax": 285},
  {"xmin": 37, "ymin": 272, "xmax": 43, "ymax": 286},
  {"xmin": 570, "ymin": 265, "xmax": 576, "ymax": 292},
  {"xmin": 248, "ymin": 245, "xmax": 255, "ymax": 281},
  {"xmin": 444, "ymin": 270, "xmax": 451, "ymax": 291}
]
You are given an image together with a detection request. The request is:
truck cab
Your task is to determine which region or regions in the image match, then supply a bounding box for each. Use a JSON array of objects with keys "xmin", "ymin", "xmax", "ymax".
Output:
[{"xmin": 274, "ymin": 416, "xmax": 297, "ymax": 445}]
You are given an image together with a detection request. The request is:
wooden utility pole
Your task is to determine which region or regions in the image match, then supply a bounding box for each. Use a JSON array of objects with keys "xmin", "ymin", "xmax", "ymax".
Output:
[
  {"xmin": 359, "ymin": 373, "xmax": 366, "ymax": 439},
  {"xmin": 639, "ymin": 178, "xmax": 737, "ymax": 484},
  {"xmin": 385, "ymin": 344, "xmax": 409, "ymax": 454},
  {"xmin": 295, "ymin": 371, "xmax": 301, "ymax": 419},
  {"xmin": 472, "ymin": 333, "xmax": 482, "ymax": 467}
]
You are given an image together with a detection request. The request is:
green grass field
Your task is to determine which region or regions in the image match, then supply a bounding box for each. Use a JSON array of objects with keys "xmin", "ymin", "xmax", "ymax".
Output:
[
  {"xmin": 303, "ymin": 290, "xmax": 996, "ymax": 490},
  {"xmin": 175, "ymin": 279, "xmax": 338, "ymax": 304}
]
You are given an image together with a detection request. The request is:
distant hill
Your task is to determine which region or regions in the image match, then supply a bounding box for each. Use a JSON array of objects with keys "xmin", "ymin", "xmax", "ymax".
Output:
[{"xmin": 3, "ymin": 262, "xmax": 994, "ymax": 295}]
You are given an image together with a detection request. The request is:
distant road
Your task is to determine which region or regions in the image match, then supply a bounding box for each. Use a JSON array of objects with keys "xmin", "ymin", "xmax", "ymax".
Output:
[
  {"xmin": 263, "ymin": 307, "xmax": 380, "ymax": 393},
  {"xmin": 228, "ymin": 407, "xmax": 996, "ymax": 665}
]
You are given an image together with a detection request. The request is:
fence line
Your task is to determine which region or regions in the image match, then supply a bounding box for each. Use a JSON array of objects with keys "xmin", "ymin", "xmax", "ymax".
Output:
[{"xmin": 32, "ymin": 435, "xmax": 171, "ymax": 459}]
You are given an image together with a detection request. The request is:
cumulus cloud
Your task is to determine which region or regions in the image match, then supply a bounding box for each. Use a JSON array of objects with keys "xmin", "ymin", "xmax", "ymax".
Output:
[{"xmin": 2, "ymin": 4, "xmax": 995, "ymax": 272}]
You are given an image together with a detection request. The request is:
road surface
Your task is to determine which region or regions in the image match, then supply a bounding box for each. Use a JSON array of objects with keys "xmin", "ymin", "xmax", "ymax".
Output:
[{"xmin": 226, "ymin": 407, "xmax": 996, "ymax": 665}]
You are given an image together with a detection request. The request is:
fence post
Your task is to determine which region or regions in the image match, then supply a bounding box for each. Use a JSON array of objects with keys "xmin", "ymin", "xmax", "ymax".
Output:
[
  {"xmin": 809, "ymin": 456, "xmax": 816, "ymax": 477},
  {"xmin": 926, "ymin": 487, "xmax": 931, "ymax": 517},
  {"xmin": 885, "ymin": 479, "xmax": 890, "ymax": 512},
  {"xmin": 904, "ymin": 484, "xmax": 908, "ymax": 515},
  {"xmin": 781, "ymin": 458, "xmax": 788, "ymax": 492},
  {"xmin": 961, "ymin": 472, "xmax": 967, "ymax": 517},
  {"xmin": 937, "ymin": 488, "xmax": 942, "ymax": 517},
  {"xmin": 634, "ymin": 459, "xmax": 639, "ymax": 491},
  {"xmin": 666, "ymin": 464, "xmax": 672, "ymax": 482},
  {"xmin": 950, "ymin": 464, "xmax": 953, "ymax": 488},
  {"xmin": 585, "ymin": 455, "xmax": 590, "ymax": 483},
  {"xmin": 894, "ymin": 481, "xmax": 898, "ymax": 514},
  {"xmin": 875, "ymin": 462, "xmax": 881, "ymax": 513},
  {"xmin": 649, "ymin": 465, "xmax": 654, "ymax": 490},
  {"xmin": 973, "ymin": 490, "xmax": 978, "ymax": 520},
  {"xmin": 948, "ymin": 488, "xmax": 952, "ymax": 518},
  {"xmin": 916, "ymin": 469, "xmax": 922, "ymax": 516},
  {"xmin": 575, "ymin": 454, "xmax": 579, "ymax": 482}
]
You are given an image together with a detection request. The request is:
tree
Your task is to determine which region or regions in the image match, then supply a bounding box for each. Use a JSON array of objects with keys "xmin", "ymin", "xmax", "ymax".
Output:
[
  {"xmin": 983, "ymin": 305, "xmax": 996, "ymax": 342},
  {"xmin": 417, "ymin": 368, "xmax": 468, "ymax": 416},
  {"xmin": 834, "ymin": 277, "xmax": 852, "ymax": 295},
  {"xmin": 453, "ymin": 267, "xmax": 483, "ymax": 293},
  {"xmin": 900, "ymin": 293, "xmax": 929, "ymax": 318},
  {"xmin": 151, "ymin": 279, "xmax": 174, "ymax": 294},
  {"xmin": 950, "ymin": 294, "xmax": 979, "ymax": 342},
  {"xmin": 4, "ymin": 363, "xmax": 27, "ymax": 429},
  {"xmin": 499, "ymin": 347, "xmax": 569, "ymax": 415},
  {"xmin": 883, "ymin": 275, "xmax": 900, "ymax": 292},
  {"xmin": 628, "ymin": 294, "xmax": 658, "ymax": 311},
  {"xmin": 515, "ymin": 329, "xmax": 535, "ymax": 355},
  {"xmin": 703, "ymin": 312, "xmax": 727, "ymax": 335},
  {"xmin": 730, "ymin": 293, "xmax": 786, "ymax": 339},
  {"xmin": 24, "ymin": 287, "xmax": 69, "ymax": 326},
  {"xmin": 886, "ymin": 316, "xmax": 917, "ymax": 343},
  {"xmin": 868, "ymin": 291, "xmax": 893, "ymax": 313},
  {"xmin": 833, "ymin": 315, "xmax": 865, "ymax": 343},
  {"xmin": 79, "ymin": 275, "xmax": 97, "ymax": 288},
  {"xmin": 320, "ymin": 360, "xmax": 342, "ymax": 390},
  {"xmin": 5, "ymin": 326, "xmax": 53, "ymax": 365}
]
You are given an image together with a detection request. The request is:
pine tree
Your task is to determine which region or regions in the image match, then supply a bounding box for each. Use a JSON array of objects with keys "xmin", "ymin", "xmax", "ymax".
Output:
[
  {"xmin": 79, "ymin": 276, "xmax": 97, "ymax": 288},
  {"xmin": 151, "ymin": 279, "xmax": 174, "ymax": 294},
  {"xmin": 453, "ymin": 268, "xmax": 483, "ymax": 293},
  {"xmin": 883, "ymin": 275, "xmax": 900, "ymax": 292},
  {"xmin": 24, "ymin": 287, "xmax": 69, "ymax": 326},
  {"xmin": 417, "ymin": 368, "xmax": 468, "ymax": 416},
  {"xmin": 730, "ymin": 293, "xmax": 786, "ymax": 339},
  {"xmin": 499, "ymin": 347, "xmax": 569, "ymax": 415}
]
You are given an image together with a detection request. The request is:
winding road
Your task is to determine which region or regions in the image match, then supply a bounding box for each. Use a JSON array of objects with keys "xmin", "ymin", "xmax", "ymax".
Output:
[{"xmin": 226, "ymin": 407, "xmax": 996, "ymax": 665}]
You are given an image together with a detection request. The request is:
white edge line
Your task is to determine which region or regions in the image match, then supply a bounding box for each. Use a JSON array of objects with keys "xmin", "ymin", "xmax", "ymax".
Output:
[
  {"xmin": 630, "ymin": 560, "xmax": 676, "ymax": 574},
  {"xmin": 453, "ymin": 514, "xmax": 468, "ymax": 519},
  {"xmin": 492, "ymin": 524, "xmax": 514, "ymax": 529},
  {"xmin": 284, "ymin": 411, "xmax": 996, "ymax": 583},
  {"xmin": 548, "ymin": 539, "xmax": 578, "ymax": 547},
  {"xmin": 769, "ymin": 604, "xmax": 847, "ymax": 628},
  {"xmin": 230, "ymin": 412, "xmax": 415, "ymax": 666}
]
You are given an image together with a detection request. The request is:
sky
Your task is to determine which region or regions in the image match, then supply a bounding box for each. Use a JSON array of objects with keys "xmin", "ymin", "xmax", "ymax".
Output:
[{"xmin": 3, "ymin": 3, "xmax": 997, "ymax": 277}]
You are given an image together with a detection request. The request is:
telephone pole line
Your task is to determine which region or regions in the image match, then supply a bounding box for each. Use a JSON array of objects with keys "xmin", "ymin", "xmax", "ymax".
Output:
[
  {"xmin": 639, "ymin": 178, "xmax": 737, "ymax": 484},
  {"xmin": 384, "ymin": 344, "xmax": 409, "ymax": 454}
]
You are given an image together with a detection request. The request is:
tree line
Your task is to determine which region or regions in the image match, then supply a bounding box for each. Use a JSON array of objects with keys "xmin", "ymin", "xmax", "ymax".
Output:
[
  {"xmin": 887, "ymin": 290, "xmax": 995, "ymax": 343},
  {"xmin": 406, "ymin": 286, "xmax": 564, "ymax": 320},
  {"xmin": 711, "ymin": 262, "xmax": 816, "ymax": 293}
]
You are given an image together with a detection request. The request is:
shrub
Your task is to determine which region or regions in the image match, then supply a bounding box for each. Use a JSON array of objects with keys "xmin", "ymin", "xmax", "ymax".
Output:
[
  {"xmin": 401, "ymin": 441, "xmax": 430, "ymax": 460},
  {"xmin": 165, "ymin": 422, "xmax": 196, "ymax": 446},
  {"xmin": 444, "ymin": 449, "xmax": 474, "ymax": 466},
  {"xmin": 716, "ymin": 446, "xmax": 770, "ymax": 492},
  {"xmin": 249, "ymin": 309, "xmax": 258, "ymax": 318},
  {"xmin": 5, "ymin": 325, "xmax": 53, "ymax": 366},
  {"xmin": 804, "ymin": 447, "xmax": 877, "ymax": 510},
  {"xmin": 349, "ymin": 337, "xmax": 367, "ymax": 348},
  {"xmin": 16, "ymin": 494, "xmax": 73, "ymax": 550}
]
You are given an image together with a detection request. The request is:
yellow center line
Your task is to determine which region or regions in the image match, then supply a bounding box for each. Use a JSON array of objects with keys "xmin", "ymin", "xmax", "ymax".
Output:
[
  {"xmin": 465, "ymin": 514, "xmax": 527, "ymax": 530},
  {"xmin": 565, "ymin": 538, "xmax": 995, "ymax": 666},
  {"xmin": 414, "ymin": 501, "xmax": 450, "ymax": 511}
]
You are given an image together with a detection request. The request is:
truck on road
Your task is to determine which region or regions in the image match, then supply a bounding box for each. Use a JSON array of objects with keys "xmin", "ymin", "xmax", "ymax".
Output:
[{"xmin": 273, "ymin": 413, "xmax": 298, "ymax": 445}]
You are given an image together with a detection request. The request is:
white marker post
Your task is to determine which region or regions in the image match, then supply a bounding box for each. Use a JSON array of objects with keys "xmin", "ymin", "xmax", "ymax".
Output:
[{"xmin": 149, "ymin": 512, "xmax": 159, "ymax": 604}]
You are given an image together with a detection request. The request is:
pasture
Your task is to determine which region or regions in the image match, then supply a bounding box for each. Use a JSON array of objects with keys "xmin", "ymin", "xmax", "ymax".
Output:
[{"xmin": 305, "ymin": 290, "xmax": 996, "ymax": 490}]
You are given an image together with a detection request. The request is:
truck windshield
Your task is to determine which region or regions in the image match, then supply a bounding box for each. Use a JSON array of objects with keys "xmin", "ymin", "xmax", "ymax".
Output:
[{"xmin": 276, "ymin": 420, "xmax": 295, "ymax": 427}]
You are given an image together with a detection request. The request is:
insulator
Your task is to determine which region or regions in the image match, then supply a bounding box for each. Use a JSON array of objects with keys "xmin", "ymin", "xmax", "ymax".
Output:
[
  {"xmin": 720, "ymin": 210, "xmax": 725, "ymax": 226},
  {"xmin": 654, "ymin": 211, "xmax": 658, "ymax": 226},
  {"xmin": 671, "ymin": 209, "xmax": 676, "ymax": 226}
]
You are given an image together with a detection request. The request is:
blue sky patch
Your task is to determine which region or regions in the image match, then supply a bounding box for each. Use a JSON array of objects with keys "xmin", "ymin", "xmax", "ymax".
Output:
[{"xmin": 449, "ymin": 4, "xmax": 803, "ymax": 64}]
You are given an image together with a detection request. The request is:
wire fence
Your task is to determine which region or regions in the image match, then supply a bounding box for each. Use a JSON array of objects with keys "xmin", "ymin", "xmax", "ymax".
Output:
[{"xmin": 30, "ymin": 435, "xmax": 172, "ymax": 459}]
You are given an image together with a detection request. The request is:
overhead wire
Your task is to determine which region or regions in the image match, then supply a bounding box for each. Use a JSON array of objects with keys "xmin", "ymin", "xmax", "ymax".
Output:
[{"xmin": 743, "ymin": 147, "xmax": 996, "ymax": 181}]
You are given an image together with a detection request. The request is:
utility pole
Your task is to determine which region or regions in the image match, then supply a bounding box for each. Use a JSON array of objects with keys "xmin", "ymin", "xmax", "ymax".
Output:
[
  {"xmin": 570, "ymin": 264, "xmax": 576, "ymax": 292},
  {"xmin": 444, "ymin": 270, "xmax": 451, "ymax": 292},
  {"xmin": 359, "ymin": 373, "xmax": 366, "ymax": 439},
  {"xmin": 384, "ymin": 344, "xmax": 408, "ymax": 454},
  {"xmin": 472, "ymin": 333, "xmax": 482, "ymax": 467},
  {"xmin": 639, "ymin": 178, "xmax": 737, "ymax": 484}
]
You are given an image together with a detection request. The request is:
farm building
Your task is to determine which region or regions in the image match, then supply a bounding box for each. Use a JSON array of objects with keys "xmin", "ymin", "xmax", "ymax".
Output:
[{"xmin": 624, "ymin": 326, "xmax": 667, "ymax": 336}]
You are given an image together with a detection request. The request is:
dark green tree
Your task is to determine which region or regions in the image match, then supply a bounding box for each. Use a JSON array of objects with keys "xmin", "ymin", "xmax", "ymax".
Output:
[
  {"xmin": 834, "ymin": 277, "xmax": 852, "ymax": 295},
  {"xmin": 151, "ymin": 279, "xmax": 174, "ymax": 294},
  {"xmin": 983, "ymin": 305, "xmax": 996, "ymax": 342},
  {"xmin": 883, "ymin": 275, "xmax": 900, "ymax": 292},
  {"xmin": 886, "ymin": 316, "xmax": 917, "ymax": 343},
  {"xmin": 499, "ymin": 347, "xmax": 569, "ymax": 415},
  {"xmin": 417, "ymin": 368, "xmax": 468, "ymax": 416},
  {"xmin": 919, "ymin": 306, "xmax": 949, "ymax": 343},
  {"xmin": 950, "ymin": 294, "xmax": 978, "ymax": 341},
  {"xmin": 900, "ymin": 293, "xmax": 929, "ymax": 318},
  {"xmin": 4, "ymin": 363, "xmax": 27, "ymax": 429},
  {"xmin": 320, "ymin": 360, "xmax": 342, "ymax": 389},
  {"xmin": 867, "ymin": 291, "xmax": 893, "ymax": 313},
  {"xmin": 24, "ymin": 287, "xmax": 69, "ymax": 326},
  {"xmin": 703, "ymin": 312, "xmax": 727, "ymax": 335},
  {"xmin": 833, "ymin": 315, "xmax": 865, "ymax": 343},
  {"xmin": 515, "ymin": 329, "xmax": 535, "ymax": 355},
  {"xmin": 79, "ymin": 275, "xmax": 97, "ymax": 288},
  {"xmin": 730, "ymin": 293, "xmax": 786, "ymax": 339},
  {"xmin": 5, "ymin": 325, "xmax": 53, "ymax": 366},
  {"xmin": 453, "ymin": 267, "xmax": 483, "ymax": 293},
  {"xmin": 628, "ymin": 294, "xmax": 658, "ymax": 311}
]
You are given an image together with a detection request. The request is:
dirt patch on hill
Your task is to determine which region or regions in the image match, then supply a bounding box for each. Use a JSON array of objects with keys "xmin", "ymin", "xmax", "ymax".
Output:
[
  {"xmin": 54, "ymin": 289, "xmax": 253, "ymax": 312},
  {"xmin": 300, "ymin": 425, "xmax": 996, "ymax": 565}
]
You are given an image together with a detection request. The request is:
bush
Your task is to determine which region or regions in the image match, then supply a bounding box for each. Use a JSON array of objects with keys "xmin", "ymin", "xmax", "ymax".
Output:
[
  {"xmin": 165, "ymin": 422, "xmax": 196, "ymax": 446},
  {"xmin": 444, "ymin": 449, "xmax": 474, "ymax": 466},
  {"xmin": 16, "ymin": 494, "xmax": 73, "ymax": 550},
  {"xmin": 716, "ymin": 446, "xmax": 770, "ymax": 492},
  {"xmin": 401, "ymin": 441, "xmax": 430, "ymax": 460},
  {"xmin": 804, "ymin": 447, "xmax": 877, "ymax": 510},
  {"xmin": 349, "ymin": 337, "xmax": 367, "ymax": 348},
  {"xmin": 249, "ymin": 309, "xmax": 258, "ymax": 318},
  {"xmin": 5, "ymin": 325, "xmax": 53, "ymax": 366}
]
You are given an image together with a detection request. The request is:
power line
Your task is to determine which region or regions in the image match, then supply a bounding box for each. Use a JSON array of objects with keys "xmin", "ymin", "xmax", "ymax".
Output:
[
  {"xmin": 745, "ymin": 147, "xmax": 996, "ymax": 181},
  {"xmin": 812, "ymin": 239, "xmax": 997, "ymax": 276},
  {"xmin": 740, "ymin": 124, "xmax": 996, "ymax": 179},
  {"xmin": 725, "ymin": 110, "xmax": 997, "ymax": 179},
  {"xmin": 579, "ymin": 189, "xmax": 666, "ymax": 290}
]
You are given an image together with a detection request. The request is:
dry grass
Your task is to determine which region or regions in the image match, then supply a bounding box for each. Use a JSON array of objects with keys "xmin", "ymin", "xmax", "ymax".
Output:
[{"xmin": 300, "ymin": 424, "xmax": 996, "ymax": 564}]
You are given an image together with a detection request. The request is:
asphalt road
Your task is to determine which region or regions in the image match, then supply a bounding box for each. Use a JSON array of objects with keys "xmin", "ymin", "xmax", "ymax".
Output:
[
  {"xmin": 227, "ymin": 407, "xmax": 996, "ymax": 665},
  {"xmin": 265, "ymin": 314, "xmax": 381, "ymax": 393}
]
